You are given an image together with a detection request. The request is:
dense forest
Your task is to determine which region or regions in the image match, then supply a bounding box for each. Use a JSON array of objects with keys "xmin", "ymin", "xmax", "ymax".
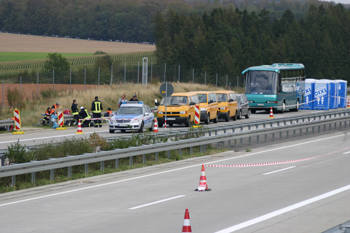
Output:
[
  {"xmin": 0, "ymin": 0, "xmax": 342, "ymax": 43},
  {"xmin": 155, "ymin": 4, "xmax": 350, "ymax": 81}
]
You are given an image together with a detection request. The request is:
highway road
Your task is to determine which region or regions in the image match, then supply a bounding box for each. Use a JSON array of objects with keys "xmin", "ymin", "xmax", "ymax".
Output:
[
  {"xmin": 1, "ymin": 130, "xmax": 350, "ymax": 232},
  {"xmin": 0, "ymin": 108, "xmax": 345, "ymax": 149}
]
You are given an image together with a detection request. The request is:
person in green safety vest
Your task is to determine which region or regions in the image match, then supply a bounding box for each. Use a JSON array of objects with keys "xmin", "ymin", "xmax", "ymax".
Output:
[
  {"xmin": 79, "ymin": 106, "xmax": 91, "ymax": 127},
  {"xmin": 91, "ymin": 96, "xmax": 103, "ymax": 128},
  {"xmin": 71, "ymin": 99, "xmax": 80, "ymax": 125}
]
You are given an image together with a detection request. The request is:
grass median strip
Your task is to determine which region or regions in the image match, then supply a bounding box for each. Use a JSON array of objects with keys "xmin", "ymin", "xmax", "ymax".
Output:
[{"xmin": 0, "ymin": 130, "xmax": 229, "ymax": 193}]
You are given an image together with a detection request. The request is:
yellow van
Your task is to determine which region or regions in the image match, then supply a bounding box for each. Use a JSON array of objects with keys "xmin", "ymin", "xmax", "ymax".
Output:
[
  {"xmin": 192, "ymin": 91, "xmax": 219, "ymax": 124},
  {"xmin": 215, "ymin": 90, "xmax": 238, "ymax": 121},
  {"xmin": 156, "ymin": 92, "xmax": 199, "ymax": 127}
]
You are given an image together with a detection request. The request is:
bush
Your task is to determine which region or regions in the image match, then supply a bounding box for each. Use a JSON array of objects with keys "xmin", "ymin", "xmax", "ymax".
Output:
[
  {"xmin": 93, "ymin": 51, "xmax": 107, "ymax": 55},
  {"xmin": 6, "ymin": 87, "xmax": 26, "ymax": 109},
  {"xmin": 5, "ymin": 140, "xmax": 33, "ymax": 163},
  {"xmin": 40, "ymin": 88, "xmax": 58, "ymax": 99}
]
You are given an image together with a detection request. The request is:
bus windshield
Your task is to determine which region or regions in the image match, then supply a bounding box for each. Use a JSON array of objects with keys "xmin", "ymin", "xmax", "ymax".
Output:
[{"xmin": 245, "ymin": 71, "xmax": 277, "ymax": 95}]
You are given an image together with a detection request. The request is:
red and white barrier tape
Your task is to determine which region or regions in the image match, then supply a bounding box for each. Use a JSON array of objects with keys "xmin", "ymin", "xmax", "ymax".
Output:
[{"xmin": 204, "ymin": 146, "xmax": 350, "ymax": 168}]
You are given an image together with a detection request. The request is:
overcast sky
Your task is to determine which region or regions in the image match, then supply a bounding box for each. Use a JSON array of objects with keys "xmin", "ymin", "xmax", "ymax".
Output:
[{"xmin": 326, "ymin": 0, "xmax": 350, "ymax": 4}]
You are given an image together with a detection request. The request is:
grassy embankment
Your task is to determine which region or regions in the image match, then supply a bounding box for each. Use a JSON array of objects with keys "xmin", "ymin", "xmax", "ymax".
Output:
[{"xmin": 0, "ymin": 82, "xmax": 237, "ymax": 127}]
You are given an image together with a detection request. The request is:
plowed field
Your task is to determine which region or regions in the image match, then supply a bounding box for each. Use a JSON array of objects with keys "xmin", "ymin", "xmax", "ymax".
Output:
[{"xmin": 0, "ymin": 33, "xmax": 155, "ymax": 53}]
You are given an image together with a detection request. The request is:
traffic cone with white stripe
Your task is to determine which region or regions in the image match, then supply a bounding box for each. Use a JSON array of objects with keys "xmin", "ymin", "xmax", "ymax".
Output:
[
  {"xmin": 347, "ymin": 99, "xmax": 350, "ymax": 108},
  {"xmin": 195, "ymin": 164, "xmax": 211, "ymax": 191},
  {"xmin": 75, "ymin": 119, "xmax": 84, "ymax": 134},
  {"xmin": 268, "ymin": 107, "xmax": 275, "ymax": 119},
  {"xmin": 153, "ymin": 118, "xmax": 158, "ymax": 133},
  {"xmin": 182, "ymin": 209, "xmax": 192, "ymax": 233}
]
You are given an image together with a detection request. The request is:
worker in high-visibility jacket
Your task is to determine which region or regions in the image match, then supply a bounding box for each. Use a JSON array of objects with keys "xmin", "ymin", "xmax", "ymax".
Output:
[
  {"xmin": 91, "ymin": 96, "xmax": 103, "ymax": 128},
  {"xmin": 43, "ymin": 107, "xmax": 54, "ymax": 126},
  {"xmin": 71, "ymin": 99, "xmax": 80, "ymax": 125},
  {"xmin": 79, "ymin": 106, "xmax": 91, "ymax": 127}
]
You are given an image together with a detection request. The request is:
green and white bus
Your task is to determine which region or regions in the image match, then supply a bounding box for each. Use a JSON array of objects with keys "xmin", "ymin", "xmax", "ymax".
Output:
[{"xmin": 242, "ymin": 63, "xmax": 305, "ymax": 113}]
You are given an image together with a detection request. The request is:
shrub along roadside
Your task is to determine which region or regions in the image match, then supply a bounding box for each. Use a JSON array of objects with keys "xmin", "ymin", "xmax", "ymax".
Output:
[{"xmin": 1, "ymin": 129, "xmax": 226, "ymax": 193}]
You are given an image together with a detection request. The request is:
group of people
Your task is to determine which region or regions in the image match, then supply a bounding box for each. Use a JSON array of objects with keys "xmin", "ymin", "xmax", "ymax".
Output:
[
  {"xmin": 118, "ymin": 94, "xmax": 139, "ymax": 107},
  {"xmin": 71, "ymin": 96, "xmax": 109, "ymax": 128},
  {"xmin": 42, "ymin": 93, "xmax": 139, "ymax": 128},
  {"xmin": 42, "ymin": 102, "xmax": 61, "ymax": 126}
]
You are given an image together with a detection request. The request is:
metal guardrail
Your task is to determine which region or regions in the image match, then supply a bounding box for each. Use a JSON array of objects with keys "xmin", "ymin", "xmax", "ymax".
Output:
[
  {"xmin": 1, "ymin": 114, "xmax": 350, "ymax": 186},
  {"xmin": 0, "ymin": 119, "xmax": 14, "ymax": 128},
  {"xmin": 323, "ymin": 220, "xmax": 350, "ymax": 233}
]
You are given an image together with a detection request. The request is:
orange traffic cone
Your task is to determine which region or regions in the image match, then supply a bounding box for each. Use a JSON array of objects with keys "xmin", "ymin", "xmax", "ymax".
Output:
[
  {"xmin": 153, "ymin": 118, "xmax": 158, "ymax": 133},
  {"xmin": 182, "ymin": 209, "xmax": 192, "ymax": 233},
  {"xmin": 75, "ymin": 119, "xmax": 84, "ymax": 134},
  {"xmin": 268, "ymin": 107, "xmax": 275, "ymax": 119},
  {"xmin": 347, "ymin": 99, "xmax": 350, "ymax": 108},
  {"xmin": 195, "ymin": 164, "xmax": 211, "ymax": 191}
]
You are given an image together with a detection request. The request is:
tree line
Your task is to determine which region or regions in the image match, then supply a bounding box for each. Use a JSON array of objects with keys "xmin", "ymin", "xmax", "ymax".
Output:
[
  {"xmin": 154, "ymin": 4, "xmax": 350, "ymax": 81},
  {"xmin": 0, "ymin": 0, "xmax": 339, "ymax": 43}
]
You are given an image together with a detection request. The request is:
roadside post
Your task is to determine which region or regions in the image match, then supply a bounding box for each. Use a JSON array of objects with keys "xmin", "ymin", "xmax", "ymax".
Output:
[
  {"xmin": 56, "ymin": 106, "xmax": 67, "ymax": 130},
  {"xmin": 13, "ymin": 108, "xmax": 24, "ymax": 134},
  {"xmin": 159, "ymin": 82, "xmax": 174, "ymax": 134}
]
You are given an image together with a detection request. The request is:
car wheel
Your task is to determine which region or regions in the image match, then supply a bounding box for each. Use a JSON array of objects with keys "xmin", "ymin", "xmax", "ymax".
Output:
[
  {"xmin": 120, "ymin": 130, "xmax": 126, "ymax": 133},
  {"xmin": 213, "ymin": 114, "xmax": 218, "ymax": 123},
  {"xmin": 238, "ymin": 110, "xmax": 242, "ymax": 119},
  {"xmin": 109, "ymin": 129, "xmax": 115, "ymax": 133},
  {"xmin": 205, "ymin": 113, "xmax": 210, "ymax": 124},
  {"xmin": 232, "ymin": 111, "xmax": 237, "ymax": 121},
  {"xmin": 138, "ymin": 122, "xmax": 144, "ymax": 133},
  {"xmin": 149, "ymin": 121, "xmax": 154, "ymax": 131},
  {"xmin": 245, "ymin": 110, "xmax": 251, "ymax": 119},
  {"xmin": 185, "ymin": 117, "xmax": 190, "ymax": 127},
  {"xmin": 225, "ymin": 112, "xmax": 230, "ymax": 122}
]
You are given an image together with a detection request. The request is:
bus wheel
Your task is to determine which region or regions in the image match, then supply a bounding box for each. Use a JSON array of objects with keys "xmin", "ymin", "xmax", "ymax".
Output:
[
  {"xmin": 281, "ymin": 102, "xmax": 286, "ymax": 113},
  {"xmin": 295, "ymin": 100, "xmax": 299, "ymax": 111}
]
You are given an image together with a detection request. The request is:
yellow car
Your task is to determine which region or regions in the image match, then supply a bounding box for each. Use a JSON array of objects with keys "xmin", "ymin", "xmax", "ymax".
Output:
[
  {"xmin": 192, "ymin": 91, "xmax": 219, "ymax": 124},
  {"xmin": 156, "ymin": 92, "xmax": 199, "ymax": 127},
  {"xmin": 215, "ymin": 90, "xmax": 238, "ymax": 121}
]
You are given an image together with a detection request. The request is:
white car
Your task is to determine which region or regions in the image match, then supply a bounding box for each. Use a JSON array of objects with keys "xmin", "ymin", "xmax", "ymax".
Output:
[{"xmin": 108, "ymin": 102, "xmax": 154, "ymax": 133}]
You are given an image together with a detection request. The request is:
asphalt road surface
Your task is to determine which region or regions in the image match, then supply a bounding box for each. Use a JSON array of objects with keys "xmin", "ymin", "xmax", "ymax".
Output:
[
  {"xmin": 1, "ymin": 130, "xmax": 350, "ymax": 233},
  {"xmin": 0, "ymin": 108, "xmax": 345, "ymax": 150}
]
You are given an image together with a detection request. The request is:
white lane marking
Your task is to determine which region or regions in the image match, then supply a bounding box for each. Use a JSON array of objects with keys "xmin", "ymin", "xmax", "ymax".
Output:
[
  {"xmin": 215, "ymin": 184, "xmax": 350, "ymax": 233},
  {"xmin": 0, "ymin": 133, "xmax": 345, "ymax": 207},
  {"xmin": 129, "ymin": 195, "xmax": 185, "ymax": 210},
  {"xmin": 343, "ymin": 151, "xmax": 350, "ymax": 154},
  {"xmin": 263, "ymin": 166, "xmax": 295, "ymax": 175},
  {"xmin": 0, "ymin": 130, "xmax": 108, "ymax": 144}
]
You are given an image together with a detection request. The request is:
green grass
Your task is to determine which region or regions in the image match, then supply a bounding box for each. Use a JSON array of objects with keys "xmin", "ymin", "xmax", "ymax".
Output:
[
  {"xmin": 0, "ymin": 52, "xmax": 93, "ymax": 62},
  {"xmin": 0, "ymin": 51, "xmax": 156, "ymax": 73}
]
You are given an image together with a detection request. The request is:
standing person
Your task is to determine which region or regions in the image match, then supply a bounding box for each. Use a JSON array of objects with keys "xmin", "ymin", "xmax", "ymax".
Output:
[
  {"xmin": 118, "ymin": 94, "xmax": 127, "ymax": 107},
  {"xmin": 129, "ymin": 94, "xmax": 139, "ymax": 102},
  {"xmin": 71, "ymin": 99, "xmax": 80, "ymax": 125},
  {"xmin": 91, "ymin": 96, "xmax": 103, "ymax": 128},
  {"xmin": 79, "ymin": 106, "xmax": 91, "ymax": 127}
]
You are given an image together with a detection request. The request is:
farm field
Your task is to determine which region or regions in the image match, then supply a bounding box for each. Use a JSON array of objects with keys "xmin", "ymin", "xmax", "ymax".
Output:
[
  {"xmin": 0, "ymin": 52, "xmax": 93, "ymax": 62},
  {"xmin": 0, "ymin": 33, "xmax": 156, "ymax": 54}
]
